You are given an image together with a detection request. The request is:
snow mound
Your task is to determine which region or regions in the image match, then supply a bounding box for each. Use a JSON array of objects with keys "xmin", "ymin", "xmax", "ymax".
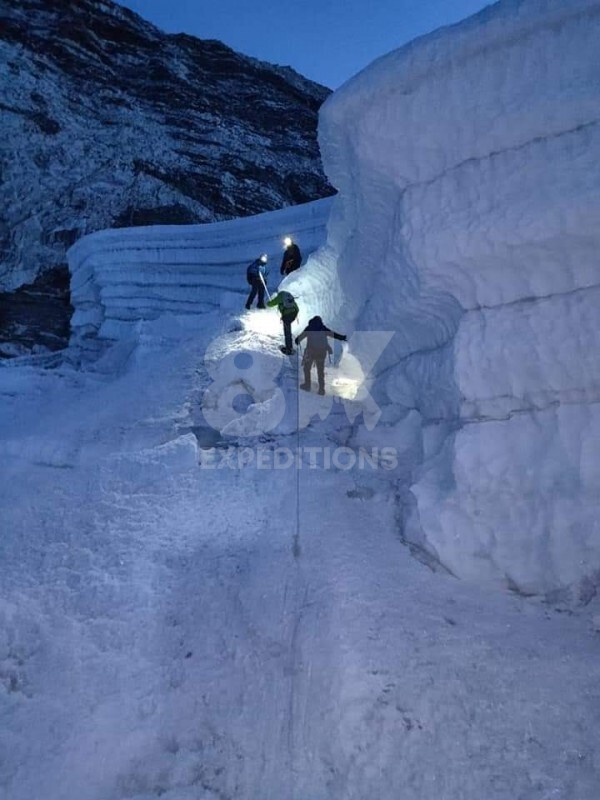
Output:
[{"xmin": 107, "ymin": 434, "xmax": 199, "ymax": 485}]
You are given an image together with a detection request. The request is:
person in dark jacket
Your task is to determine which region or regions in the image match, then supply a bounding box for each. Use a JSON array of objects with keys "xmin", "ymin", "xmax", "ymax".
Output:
[
  {"xmin": 245, "ymin": 254, "xmax": 269, "ymax": 310},
  {"xmin": 295, "ymin": 316, "xmax": 347, "ymax": 395},
  {"xmin": 280, "ymin": 236, "xmax": 302, "ymax": 276}
]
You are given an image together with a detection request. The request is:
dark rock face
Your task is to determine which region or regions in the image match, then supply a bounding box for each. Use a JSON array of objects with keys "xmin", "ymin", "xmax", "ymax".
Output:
[
  {"xmin": 0, "ymin": 0, "xmax": 334, "ymax": 355},
  {"xmin": 0, "ymin": 268, "xmax": 72, "ymax": 358}
]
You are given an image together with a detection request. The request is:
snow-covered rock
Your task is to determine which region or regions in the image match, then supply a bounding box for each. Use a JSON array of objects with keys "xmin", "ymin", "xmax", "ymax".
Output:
[{"xmin": 314, "ymin": 0, "xmax": 600, "ymax": 598}]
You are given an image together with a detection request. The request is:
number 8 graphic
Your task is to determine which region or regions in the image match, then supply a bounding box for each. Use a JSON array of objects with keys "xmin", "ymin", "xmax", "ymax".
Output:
[{"xmin": 202, "ymin": 334, "xmax": 287, "ymax": 437}]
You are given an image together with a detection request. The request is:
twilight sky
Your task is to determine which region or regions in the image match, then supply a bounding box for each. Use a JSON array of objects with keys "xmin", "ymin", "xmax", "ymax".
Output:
[{"xmin": 118, "ymin": 0, "xmax": 493, "ymax": 88}]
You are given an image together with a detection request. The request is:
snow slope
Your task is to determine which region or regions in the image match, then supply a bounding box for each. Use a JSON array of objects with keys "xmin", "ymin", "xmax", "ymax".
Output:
[
  {"xmin": 65, "ymin": 0, "xmax": 600, "ymax": 598},
  {"xmin": 0, "ymin": 0, "xmax": 333, "ymax": 356},
  {"xmin": 2, "ymin": 313, "xmax": 600, "ymax": 800}
]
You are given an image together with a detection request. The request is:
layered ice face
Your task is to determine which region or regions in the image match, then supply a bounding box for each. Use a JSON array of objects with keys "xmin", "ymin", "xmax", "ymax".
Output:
[
  {"xmin": 67, "ymin": 198, "xmax": 333, "ymax": 360},
  {"xmin": 316, "ymin": 0, "xmax": 600, "ymax": 598}
]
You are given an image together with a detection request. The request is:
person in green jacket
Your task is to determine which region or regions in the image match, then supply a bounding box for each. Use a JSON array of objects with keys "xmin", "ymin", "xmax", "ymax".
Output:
[{"xmin": 267, "ymin": 290, "xmax": 299, "ymax": 354}]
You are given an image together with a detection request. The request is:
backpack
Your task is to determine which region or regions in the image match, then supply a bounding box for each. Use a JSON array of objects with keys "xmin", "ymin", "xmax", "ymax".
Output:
[
  {"xmin": 279, "ymin": 291, "xmax": 299, "ymax": 320},
  {"xmin": 247, "ymin": 260, "xmax": 260, "ymax": 285}
]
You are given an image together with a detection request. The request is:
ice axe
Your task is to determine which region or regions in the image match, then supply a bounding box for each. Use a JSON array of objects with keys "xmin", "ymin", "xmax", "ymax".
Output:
[{"xmin": 259, "ymin": 272, "xmax": 271, "ymax": 302}]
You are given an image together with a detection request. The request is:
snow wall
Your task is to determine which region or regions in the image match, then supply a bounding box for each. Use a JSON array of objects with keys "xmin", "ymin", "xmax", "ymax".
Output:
[
  {"xmin": 309, "ymin": 0, "xmax": 600, "ymax": 600},
  {"xmin": 67, "ymin": 197, "xmax": 333, "ymax": 358}
]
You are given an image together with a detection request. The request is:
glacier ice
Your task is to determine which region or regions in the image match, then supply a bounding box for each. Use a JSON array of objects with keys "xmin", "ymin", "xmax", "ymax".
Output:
[{"xmin": 313, "ymin": 0, "xmax": 600, "ymax": 598}]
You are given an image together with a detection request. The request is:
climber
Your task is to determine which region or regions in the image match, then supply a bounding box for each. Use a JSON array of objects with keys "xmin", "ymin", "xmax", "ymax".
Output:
[
  {"xmin": 280, "ymin": 236, "xmax": 302, "ymax": 276},
  {"xmin": 267, "ymin": 290, "xmax": 299, "ymax": 354},
  {"xmin": 245, "ymin": 254, "xmax": 269, "ymax": 310},
  {"xmin": 295, "ymin": 316, "xmax": 347, "ymax": 395}
]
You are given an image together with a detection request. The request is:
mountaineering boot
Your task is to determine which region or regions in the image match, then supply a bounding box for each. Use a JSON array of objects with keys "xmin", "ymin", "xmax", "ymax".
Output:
[
  {"xmin": 318, "ymin": 387, "xmax": 325, "ymax": 395},
  {"xmin": 300, "ymin": 383, "xmax": 311, "ymax": 392},
  {"xmin": 279, "ymin": 346, "xmax": 295, "ymax": 355}
]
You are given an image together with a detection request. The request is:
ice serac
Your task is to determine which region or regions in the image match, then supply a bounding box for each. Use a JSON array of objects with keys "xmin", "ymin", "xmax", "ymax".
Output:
[{"xmin": 317, "ymin": 0, "xmax": 600, "ymax": 599}]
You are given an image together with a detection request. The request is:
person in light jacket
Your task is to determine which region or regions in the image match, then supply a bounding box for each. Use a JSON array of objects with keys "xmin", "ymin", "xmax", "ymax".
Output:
[{"xmin": 295, "ymin": 316, "xmax": 346, "ymax": 395}]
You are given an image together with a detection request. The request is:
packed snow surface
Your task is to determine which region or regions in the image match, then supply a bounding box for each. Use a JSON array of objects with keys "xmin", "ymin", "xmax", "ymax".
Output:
[
  {"xmin": 2, "ymin": 0, "xmax": 600, "ymax": 798},
  {"xmin": 2, "ymin": 314, "xmax": 600, "ymax": 799}
]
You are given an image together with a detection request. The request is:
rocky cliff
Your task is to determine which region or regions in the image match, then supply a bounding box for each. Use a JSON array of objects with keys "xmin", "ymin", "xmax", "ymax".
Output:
[{"xmin": 0, "ymin": 0, "xmax": 333, "ymax": 355}]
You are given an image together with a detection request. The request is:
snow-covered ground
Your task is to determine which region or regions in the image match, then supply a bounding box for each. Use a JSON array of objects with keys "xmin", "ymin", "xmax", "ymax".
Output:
[
  {"xmin": 2, "ymin": 315, "xmax": 600, "ymax": 799},
  {"xmin": 2, "ymin": 0, "xmax": 600, "ymax": 797}
]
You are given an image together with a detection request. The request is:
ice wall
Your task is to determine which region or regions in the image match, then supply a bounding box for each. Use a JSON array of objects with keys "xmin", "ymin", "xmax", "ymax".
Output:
[
  {"xmin": 67, "ymin": 198, "xmax": 332, "ymax": 358},
  {"xmin": 317, "ymin": 0, "xmax": 600, "ymax": 599}
]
